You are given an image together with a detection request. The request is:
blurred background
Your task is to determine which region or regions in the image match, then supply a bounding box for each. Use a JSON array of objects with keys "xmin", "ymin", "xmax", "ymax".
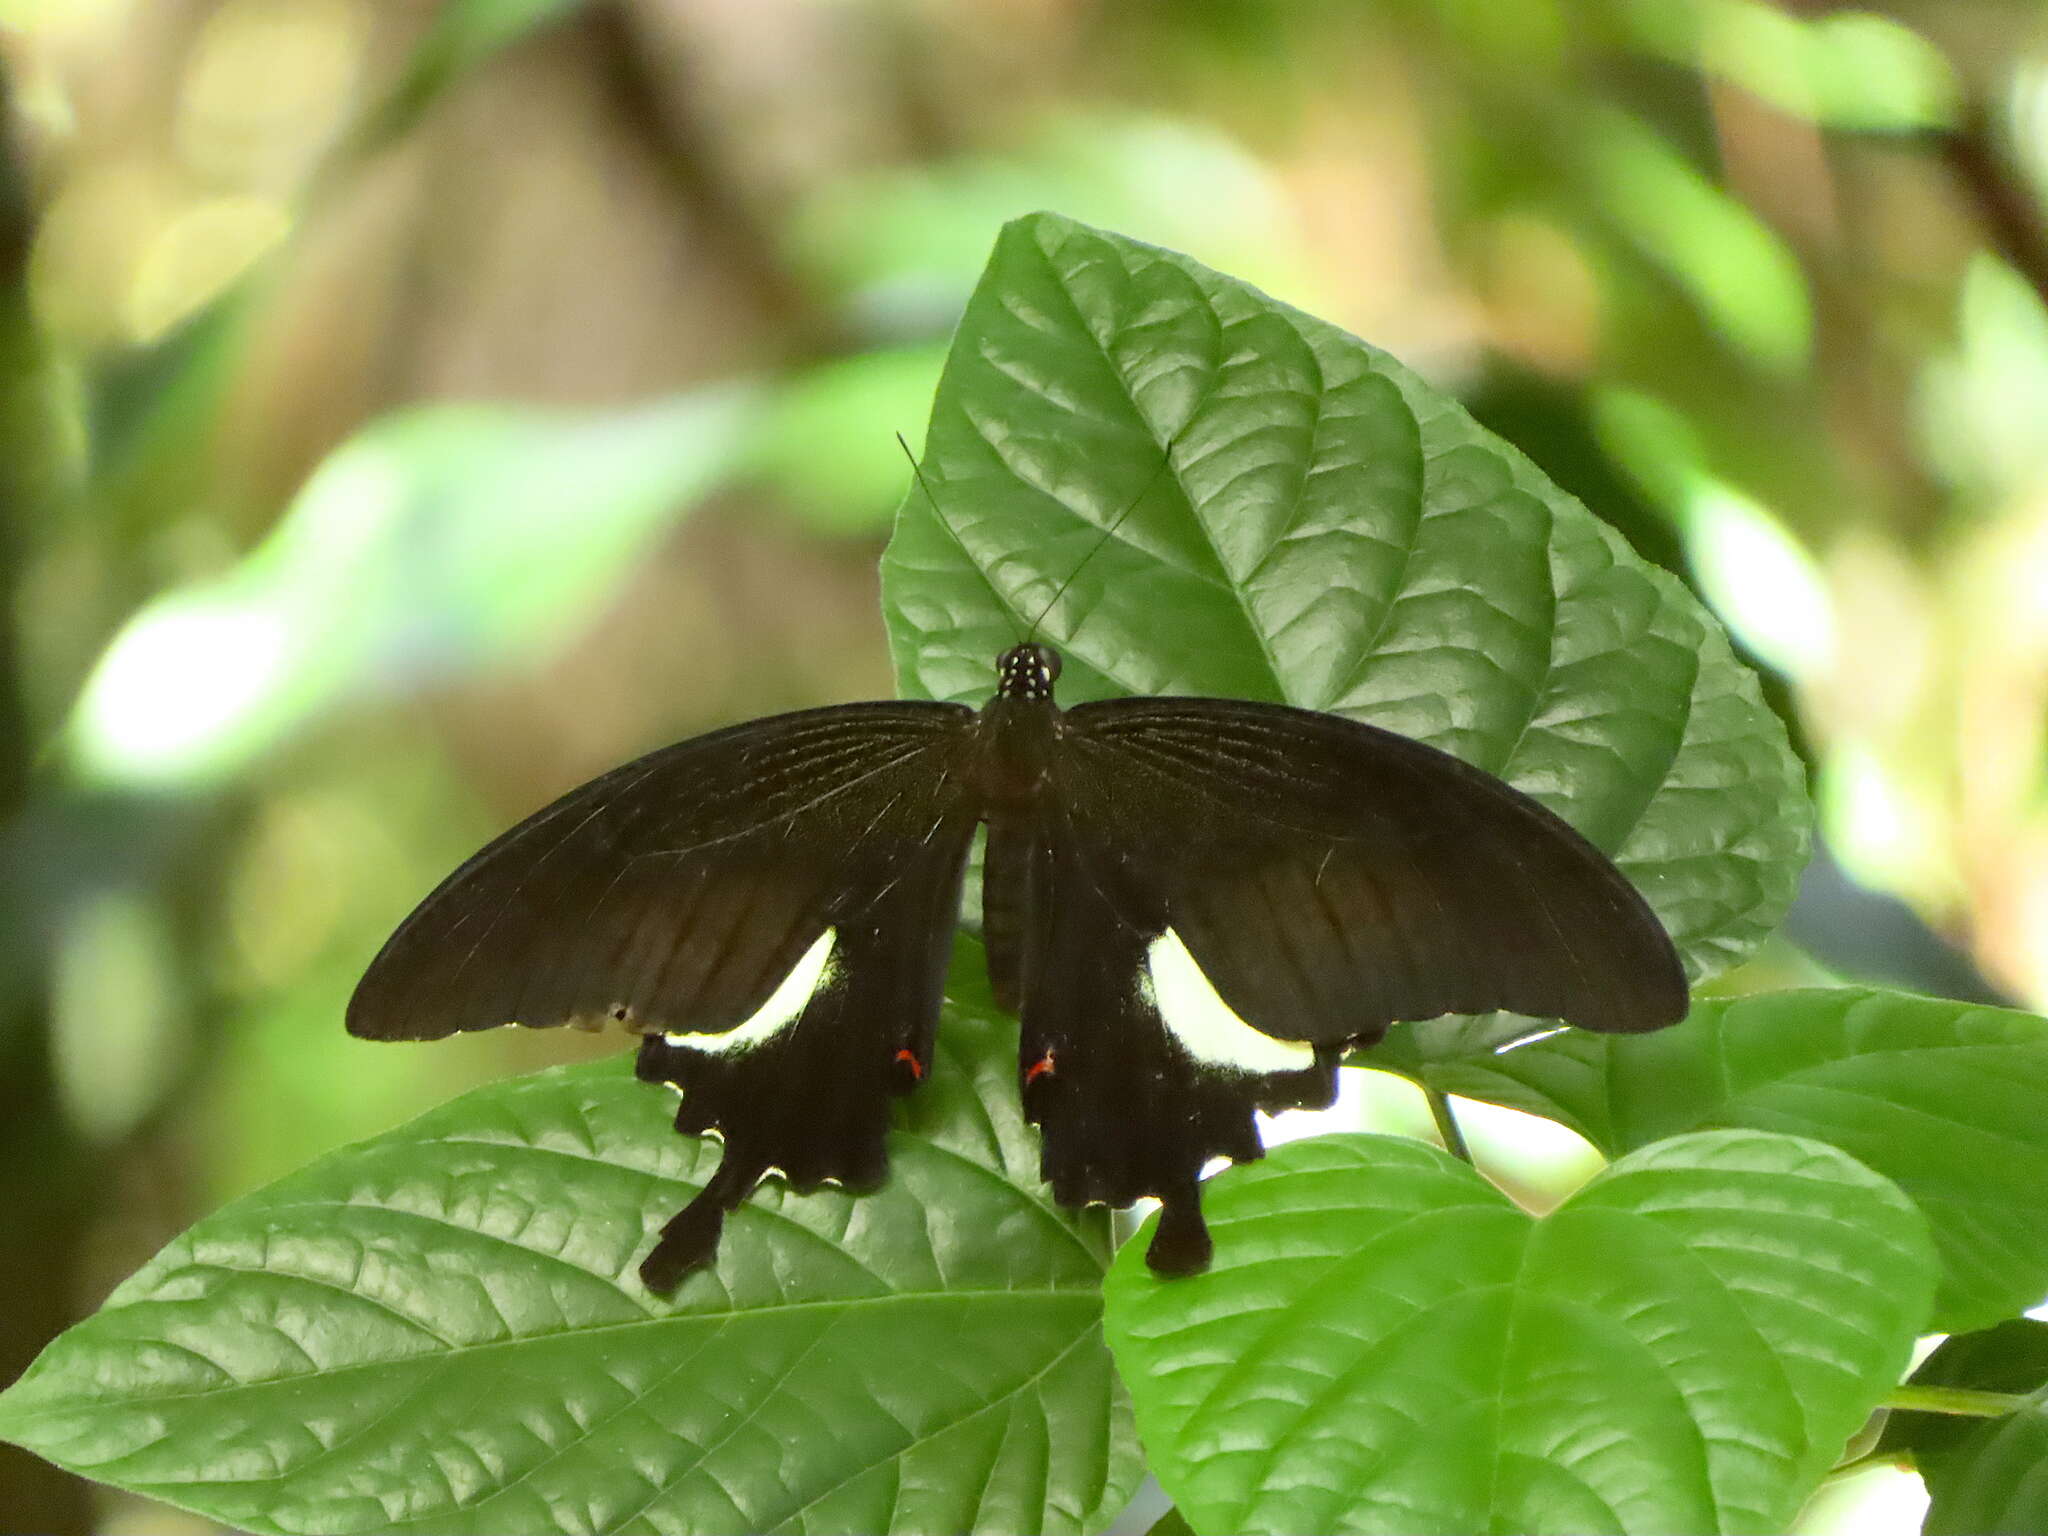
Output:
[{"xmin": 2, "ymin": 0, "xmax": 2045, "ymax": 1530}]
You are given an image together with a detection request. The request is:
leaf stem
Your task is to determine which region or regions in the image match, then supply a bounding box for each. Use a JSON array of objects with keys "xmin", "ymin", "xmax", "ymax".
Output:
[
  {"xmin": 1425, "ymin": 1087, "xmax": 1473, "ymax": 1162},
  {"xmin": 1886, "ymin": 1384, "xmax": 2033, "ymax": 1418}
]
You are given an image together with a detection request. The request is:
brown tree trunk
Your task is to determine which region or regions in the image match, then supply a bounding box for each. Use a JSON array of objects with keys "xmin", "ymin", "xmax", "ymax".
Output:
[{"xmin": 0, "ymin": 65, "xmax": 94, "ymax": 1536}]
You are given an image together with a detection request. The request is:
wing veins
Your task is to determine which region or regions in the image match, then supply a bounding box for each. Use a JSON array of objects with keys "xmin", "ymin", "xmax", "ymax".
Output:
[
  {"xmin": 614, "ymin": 741, "xmax": 940, "ymax": 868},
  {"xmin": 1070, "ymin": 733, "xmax": 1371, "ymax": 847},
  {"xmin": 445, "ymin": 759, "xmax": 672, "ymax": 994}
]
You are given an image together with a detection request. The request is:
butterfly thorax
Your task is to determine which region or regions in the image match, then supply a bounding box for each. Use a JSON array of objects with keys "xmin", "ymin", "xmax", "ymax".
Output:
[
  {"xmin": 975, "ymin": 643, "xmax": 1065, "ymax": 809},
  {"xmin": 993, "ymin": 641, "xmax": 1061, "ymax": 701}
]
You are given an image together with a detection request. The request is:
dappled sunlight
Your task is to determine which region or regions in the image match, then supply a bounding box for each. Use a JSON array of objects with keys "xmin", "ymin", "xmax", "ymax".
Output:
[
  {"xmin": 126, "ymin": 194, "xmax": 290, "ymax": 344},
  {"xmin": 67, "ymin": 389, "xmax": 759, "ymax": 787},
  {"xmin": 70, "ymin": 582, "xmax": 299, "ymax": 786},
  {"xmin": 1679, "ymin": 477, "xmax": 1837, "ymax": 681},
  {"xmin": 5, "ymin": 3, "xmax": 2048, "ymax": 1532},
  {"xmin": 1795, "ymin": 1462, "xmax": 1930, "ymax": 1536},
  {"xmin": 1634, "ymin": 2, "xmax": 1956, "ymax": 132}
]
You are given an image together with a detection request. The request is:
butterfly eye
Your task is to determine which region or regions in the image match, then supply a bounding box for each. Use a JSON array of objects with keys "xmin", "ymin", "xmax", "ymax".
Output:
[{"xmin": 1027, "ymin": 644, "xmax": 1061, "ymax": 683}]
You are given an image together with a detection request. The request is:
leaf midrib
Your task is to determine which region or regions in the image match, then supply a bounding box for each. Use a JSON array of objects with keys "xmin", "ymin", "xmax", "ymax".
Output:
[{"xmin": 0, "ymin": 1287, "xmax": 1102, "ymax": 1430}]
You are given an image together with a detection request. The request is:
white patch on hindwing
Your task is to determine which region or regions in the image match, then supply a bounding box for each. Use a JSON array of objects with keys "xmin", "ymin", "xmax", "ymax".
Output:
[
  {"xmin": 1142, "ymin": 928, "xmax": 1316, "ymax": 1073},
  {"xmin": 663, "ymin": 927, "xmax": 838, "ymax": 1054}
]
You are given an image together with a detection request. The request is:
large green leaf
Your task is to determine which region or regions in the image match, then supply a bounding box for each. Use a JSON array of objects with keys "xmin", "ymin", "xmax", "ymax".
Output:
[
  {"xmin": 1373, "ymin": 986, "xmax": 2048, "ymax": 1330},
  {"xmin": 0, "ymin": 1001, "xmax": 1140, "ymax": 1536},
  {"xmin": 1882, "ymin": 1320, "xmax": 2048, "ymax": 1536},
  {"xmin": 1102, "ymin": 1130, "xmax": 1934, "ymax": 1536},
  {"xmin": 882, "ymin": 211, "xmax": 1806, "ymax": 986}
]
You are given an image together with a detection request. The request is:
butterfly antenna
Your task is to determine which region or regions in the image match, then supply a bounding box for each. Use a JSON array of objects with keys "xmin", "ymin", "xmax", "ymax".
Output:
[
  {"xmin": 1023, "ymin": 450, "xmax": 1176, "ymax": 644},
  {"xmin": 895, "ymin": 431, "xmax": 945, "ymax": 523},
  {"xmin": 896, "ymin": 431, "xmax": 1179, "ymax": 645},
  {"xmin": 895, "ymin": 431, "xmax": 1024, "ymax": 640}
]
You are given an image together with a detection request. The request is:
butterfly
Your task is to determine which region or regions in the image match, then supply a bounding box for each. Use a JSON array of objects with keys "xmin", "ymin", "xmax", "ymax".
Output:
[{"xmin": 347, "ymin": 633, "xmax": 1688, "ymax": 1290}]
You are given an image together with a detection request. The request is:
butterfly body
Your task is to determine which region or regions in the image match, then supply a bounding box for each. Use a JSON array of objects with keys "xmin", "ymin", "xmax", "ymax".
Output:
[{"xmin": 349, "ymin": 641, "xmax": 1686, "ymax": 1288}]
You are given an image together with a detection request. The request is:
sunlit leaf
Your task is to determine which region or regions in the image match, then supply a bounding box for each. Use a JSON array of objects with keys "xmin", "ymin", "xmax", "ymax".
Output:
[
  {"xmin": 1103, "ymin": 1130, "xmax": 1933, "ymax": 1536},
  {"xmin": 884, "ymin": 211, "xmax": 1809, "ymax": 987},
  {"xmin": 69, "ymin": 386, "xmax": 756, "ymax": 788},
  {"xmin": 50, "ymin": 889, "xmax": 181, "ymax": 1143},
  {"xmin": 1595, "ymin": 387, "xmax": 1836, "ymax": 682},
  {"xmin": 1374, "ymin": 986, "xmax": 2048, "ymax": 1330},
  {"xmin": 1917, "ymin": 256, "xmax": 2048, "ymax": 497},
  {"xmin": 1625, "ymin": 1, "xmax": 1957, "ymax": 132},
  {"xmin": 0, "ymin": 1003, "xmax": 1140, "ymax": 1536}
]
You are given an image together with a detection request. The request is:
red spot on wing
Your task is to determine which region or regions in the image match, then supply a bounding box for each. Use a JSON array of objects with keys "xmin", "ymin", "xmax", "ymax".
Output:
[
  {"xmin": 1024, "ymin": 1051, "xmax": 1056, "ymax": 1085},
  {"xmin": 894, "ymin": 1048, "xmax": 924, "ymax": 1080}
]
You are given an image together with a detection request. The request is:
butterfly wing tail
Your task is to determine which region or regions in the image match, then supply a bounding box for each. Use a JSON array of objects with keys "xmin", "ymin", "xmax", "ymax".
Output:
[
  {"xmin": 1145, "ymin": 1179, "xmax": 1214, "ymax": 1277},
  {"xmin": 632, "ymin": 805, "xmax": 975, "ymax": 1289},
  {"xmin": 639, "ymin": 1150, "xmax": 766, "ymax": 1291},
  {"xmin": 1018, "ymin": 819, "xmax": 1338, "ymax": 1276}
]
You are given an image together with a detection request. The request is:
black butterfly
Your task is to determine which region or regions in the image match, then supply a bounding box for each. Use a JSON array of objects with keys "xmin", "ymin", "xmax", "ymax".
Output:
[{"xmin": 349, "ymin": 635, "xmax": 1686, "ymax": 1288}]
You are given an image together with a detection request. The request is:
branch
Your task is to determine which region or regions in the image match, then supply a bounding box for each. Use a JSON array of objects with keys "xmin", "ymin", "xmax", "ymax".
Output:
[
  {"xmin": 1935, "ymin": 100, "xmax": 2048, "ymax": 312},
  {"xmin": 1425, "ymin": 1085, "xmax": 1473, "ymax": 1162},
  {"xmin": 1887, "ymin": 1382, "xmax": 2033, "ymax": 1419},
  {"xmin": 0, "ymin": 64, "xmax": 94, "ymax": 1536},
  {"xmin": 586, "ymin": 0, "xmax": 848, "ymax": 362}
]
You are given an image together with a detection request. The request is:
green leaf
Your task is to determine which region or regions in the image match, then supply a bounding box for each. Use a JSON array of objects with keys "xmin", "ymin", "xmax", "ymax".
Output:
[
  {"xmin": 1576, "ymin": 108, "xmax": 1812, "ymax": 372},
  {"xmin": 748, "ymin": 344, "xmax": 947, "ymax": 534},
  {"xmin": 1883, "ymin": 1321, "xmax": 2048, "ymax": 1536},
  {"xmin": 1102, "ymin": 1129, "xmax": 1934, "ymax": 1536},
  {"xmin": 882, "ymin": 211, "xmax": 1806, "ymax": 988},
  {"xmin": 1623, "ymin": 3, "xmax": 1958, "ymax": 134},
  {"xmin": 1376, "ymin": 986, "xmax": 2048, "ymax": 1331},
  {"xmin": 0, "ymin": 1005, "xmax": 1140, "ymax": 1536},
  {"xmin": 1921, "ymin": 1407, "xmax": 2048, "ymax": 1536},
  {"xmin": 69, "ymin": 387, "xmax": 756, "ymax": 789}
]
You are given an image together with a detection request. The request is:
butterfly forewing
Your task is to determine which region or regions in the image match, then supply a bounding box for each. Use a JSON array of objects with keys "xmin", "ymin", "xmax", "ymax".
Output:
[
  {"xmin": 1002, "ymin": 801, "xmax": 1340, "ymax": 1275},
  {"xmin": 347, "ymin": 702, "xmax": 974, "ymax": 1042},
  {"xmin": 1059, "ymin": 696, "xmax": 1687, "ymax": 1043}
]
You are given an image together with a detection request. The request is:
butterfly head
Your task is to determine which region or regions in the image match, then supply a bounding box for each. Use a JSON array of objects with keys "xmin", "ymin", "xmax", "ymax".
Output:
[{"xmin": 995, "ymin": 642, "xmax": 1062, "ymax": 702}]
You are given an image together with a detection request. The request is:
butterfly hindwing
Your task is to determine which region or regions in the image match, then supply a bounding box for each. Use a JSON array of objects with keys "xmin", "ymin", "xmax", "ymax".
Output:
[
  {"xmin": 997, "ymin": 805, "xmax": 1340, "ymax": 1274},
  {"xmin": 635, "ymin": 789, "xmax": 977, "ymax": 1288},
  {"xmin": 1061, "ymin": 696, "xmax": 1687, "ymax": 1045},
  {"xmin": 992, "ymin": 691, "xmax": 1681, "ymax": 1272}
]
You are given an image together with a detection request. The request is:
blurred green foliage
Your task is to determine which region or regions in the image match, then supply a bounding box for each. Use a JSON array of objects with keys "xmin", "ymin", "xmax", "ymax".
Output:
[{"xmin": 2, "ymin": 1, "xmax": 2047, "ymax": 1532}]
